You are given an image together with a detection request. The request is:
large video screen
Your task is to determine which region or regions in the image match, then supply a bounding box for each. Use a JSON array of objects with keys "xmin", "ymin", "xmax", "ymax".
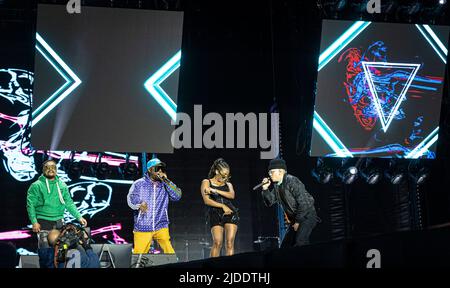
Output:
[
  {"xmin": 32, "ymin": 4, "xmax": 183, "ymax": 152},
  {"xmin": 310, "ymin": 20, "xmax": 449, "ymax": 158}
]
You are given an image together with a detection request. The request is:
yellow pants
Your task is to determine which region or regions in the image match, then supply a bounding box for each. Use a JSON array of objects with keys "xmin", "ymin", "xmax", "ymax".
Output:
[{"xmin": 133, "ymin": 228, "xmax": 175, "ymax": 254}]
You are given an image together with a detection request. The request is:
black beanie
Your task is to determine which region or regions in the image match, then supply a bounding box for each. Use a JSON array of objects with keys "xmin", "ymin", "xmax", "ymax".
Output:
[{"xmin": 268, "ymin": 158, "xmax": 287, "ymax": 171}]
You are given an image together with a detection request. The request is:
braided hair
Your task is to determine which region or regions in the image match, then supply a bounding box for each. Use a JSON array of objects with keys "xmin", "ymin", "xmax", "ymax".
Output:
[{"xmin": 208, "ymin": 158, "xmax": 231, "ymax": 179}]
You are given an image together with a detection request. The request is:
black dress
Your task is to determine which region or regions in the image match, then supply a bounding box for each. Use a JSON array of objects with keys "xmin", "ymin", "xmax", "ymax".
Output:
[{"xmin": 207, "ymin": 180, "xmax": 239, "ymax": 228}]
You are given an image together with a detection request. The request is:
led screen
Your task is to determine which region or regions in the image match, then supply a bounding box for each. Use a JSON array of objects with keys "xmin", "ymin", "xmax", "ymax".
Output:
[
  {"xmin": 32, "ymin": 4, "xmax": 183, "ymax": 152},
  {"xmin": 311, "ymin": 20, "xmax": 449, "ymax": 158}
]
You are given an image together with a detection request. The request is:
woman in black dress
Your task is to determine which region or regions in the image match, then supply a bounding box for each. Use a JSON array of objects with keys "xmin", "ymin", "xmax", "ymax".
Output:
[{"xmin": 200, "ymin": 158, "xmax": 239, "ymax": 257}]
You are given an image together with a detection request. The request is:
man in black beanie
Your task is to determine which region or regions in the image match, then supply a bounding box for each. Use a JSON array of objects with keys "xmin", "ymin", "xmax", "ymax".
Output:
[{"xmin": 260, "ymin": 158, "xmax": 317, "ymax": 247}]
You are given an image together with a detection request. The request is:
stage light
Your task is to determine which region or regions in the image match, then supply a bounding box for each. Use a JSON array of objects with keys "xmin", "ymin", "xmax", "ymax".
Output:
[
  {"xmin": 119, "ymin": 154, "xmax": 139, "ymax": 180},
  {"xmin": 385, "ymin": 160, "xmax": 406, "ymax": 185},
  {"xmin": 312, "ymin": 158, "xmax": 333, "ymax": 184},
  {"xmin": 408, "ymin": 1, "xmax": 421, "ymax": 15},
  {"xmin": 384, "ymin": 1, "xmax": 397, "ymax": 14},
  {"xmin": 439, "ymin": 0, "xmax": 446, "ymax": 5},
  {"xmin": 91, "ymin": 154, "xmax": 111, "ymax": 180},
  {"xmin": 95, "ymin": 162, "xmax": 111, "ymax": 180},
  {"xmin": 67, "ymin": 161, "xmax": 83, "ymax": 181},
  {"xmin": 360, "ymin": 159, "xmax": 381, "ymax": 185},
  {"xmin": 408, "ymin": 160, "xmax": 430, "ymax": 185},
  {"xmin": 64, "ymin": 152, "xmax": 83, "ymax": 181},
  {"xmin": 335, "ymin": 0, "xmax": 347, "ymax": 11},
  {"xmin": 336, "ymin": 159, "xmax": 358, "ymax": 184}
]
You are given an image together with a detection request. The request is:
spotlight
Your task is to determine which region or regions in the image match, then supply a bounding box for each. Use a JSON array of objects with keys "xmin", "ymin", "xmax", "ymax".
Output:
[
  {"xmin": 335, "ymin": 0, "xmax": 347, "ymax": 11},
  {"xmin": 350, "ymin": 0, "xmax": 367, "ymax": 14},
  {"xmin": 92, "ymin": 154, "xmax": 111, "ymax": 180},
  {"xmin": 408, "ymin": 160, "xmax": 430, "ymax": 185},
  {"xmin": 119, "ymin": 154, "xmax": 139, "ymax": 180},
  {"xmin": 312, "ymin": 158, "xmax": 333, "ymax": 184},
  {"xmin": 384, "ymin": 1, "xmax": 397, "ymax": 14},
  {"xmin": 384, "ymin": 159, "xmax": 406, "ymax": 185},
  {"xmin": 64, "ymin": 152, "xmax": 83, "ymax": 181},
  {"xmin": 336, "ymin": 159, "xmax": 358, "ymax": 184},
  {"xmin": 360, "ymin": 159, "xmax": 381, "ymax": 185},
  {"xmin": 408, "ymin": 1, "xmax": 421, "ymax": 15},
  {"xmin": 440, "ymin": 0, "xmax": 446, "ymax": 5},
  {"xmin": 395, "ymin": 1, "xmax": 421, "ymax": 22},
  {"xmin": 67, "ymin": 161, "xmax": 83, "ymax": 181},
  {"xmin": 419, "ymin": 4, "xmax": 445, "ymax": 24},
  {"xmin": 95, "ymin": 162, "xmax": 111, "ymax": 180}
]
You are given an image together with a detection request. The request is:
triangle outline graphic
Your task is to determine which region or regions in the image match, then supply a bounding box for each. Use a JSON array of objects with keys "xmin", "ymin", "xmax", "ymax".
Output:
[{"xmin": 361, "ymin": 61, "xmax": 420, "ymax": 133}]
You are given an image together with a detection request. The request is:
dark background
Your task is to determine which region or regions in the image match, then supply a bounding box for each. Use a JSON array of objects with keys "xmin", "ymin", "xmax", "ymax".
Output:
[{"xmin": 1, "ymin": 0, "xmax": 450, "ymax": 262}]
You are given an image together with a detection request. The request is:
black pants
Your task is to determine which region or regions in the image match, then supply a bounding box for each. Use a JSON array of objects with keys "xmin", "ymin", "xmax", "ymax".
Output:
[
  {"xmin": 280, "ymin": 209, "xmax": 318, "ymax": 248},
  {"xmin": 36, "ymin": 219, "xmax": 64, "ymax": 268}
]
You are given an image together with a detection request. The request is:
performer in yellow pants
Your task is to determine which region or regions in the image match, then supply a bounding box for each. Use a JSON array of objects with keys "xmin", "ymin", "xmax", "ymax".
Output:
[
  {"xmin": 127, "ymin": 158, "xmax": 182, "ymax": 255},
  {"xmin": 133, "ymin": 228, "xmax": 175, "ymax": 254}
]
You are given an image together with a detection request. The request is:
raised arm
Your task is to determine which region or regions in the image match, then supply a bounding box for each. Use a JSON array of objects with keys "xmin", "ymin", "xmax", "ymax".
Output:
[
  {"xmin": 261, "ymin": 177, "xmax": 277, "ymax": 207},
  {"xmin": 163, "ymin": 178, "xmax": 182, "ymax": 201}
]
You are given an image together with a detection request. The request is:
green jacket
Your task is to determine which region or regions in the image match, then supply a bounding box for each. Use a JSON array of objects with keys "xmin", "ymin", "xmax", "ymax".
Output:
[{"xmin": 26, "ymin": 175, "xmax": 81, "ymax": 224}]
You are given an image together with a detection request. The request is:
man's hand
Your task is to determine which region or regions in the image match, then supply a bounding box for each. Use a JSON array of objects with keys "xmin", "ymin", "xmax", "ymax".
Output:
[
  {"xmin": 79, "ymin": 217, "xmax": 88, "ymax": 227},
  {"xmin": 139, "ymin": 202, "xmax": 148, "ymax": 213},
  {"xmin": 262, "ymin": 178, "xmax": 271, "ymax": 190},
  {"xmin": 32, "ymin": 222, "xmax": 41, "ymax": 233},
  {"xmin": 157, "ymin": 171, "xmax": 167, "ymax": 180},
  {"xmin": 292, "ymin": 223, "xmax": 300, "ymax": 231}
]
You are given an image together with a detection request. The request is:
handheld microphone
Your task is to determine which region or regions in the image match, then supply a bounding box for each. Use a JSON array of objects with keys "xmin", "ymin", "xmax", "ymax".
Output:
[
  {"xmin": 253, "ymin": 179, "xmax": 271, "ymax": 191},
  {"xmin": 156, "ymin": 173, "xmax": 168, "ymax": 182}
]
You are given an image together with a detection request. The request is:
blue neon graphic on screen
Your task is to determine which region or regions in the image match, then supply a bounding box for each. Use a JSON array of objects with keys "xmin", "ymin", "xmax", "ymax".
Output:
[
  {"xmin": 33, "ymin": 33, "xmax": 82, "ymax": 126},
  {"xmin": 144, "ymin": 50, "xmax": 181, "ymax": 121}
]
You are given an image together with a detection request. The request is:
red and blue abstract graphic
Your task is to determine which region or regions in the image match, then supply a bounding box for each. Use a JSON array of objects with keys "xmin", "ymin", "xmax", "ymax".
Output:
[{"xmin": 311, "ymin": 21, "xmax": 449, "ymax": 158}]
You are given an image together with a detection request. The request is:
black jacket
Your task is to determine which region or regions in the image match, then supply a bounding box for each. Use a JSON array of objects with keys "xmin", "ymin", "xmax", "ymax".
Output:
[{"xmin": 261, "ymin": 173, "xmax": 315, "ymax": 223}]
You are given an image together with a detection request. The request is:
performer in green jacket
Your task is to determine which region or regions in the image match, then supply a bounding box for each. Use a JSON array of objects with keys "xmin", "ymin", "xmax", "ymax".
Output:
[{"xmin": 26, "ymin": 159, "xmax": 87, "ymax": 268}]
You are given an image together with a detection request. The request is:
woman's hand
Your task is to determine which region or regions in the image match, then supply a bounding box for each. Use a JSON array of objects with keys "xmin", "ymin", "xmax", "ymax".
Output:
[
  {"xmin": 222, "ymin": 205, "xmax": 233, "ymax": 215},
  {"xmin": 204, "ymin": 187, "xmax": 212, "ymax": 195},
  {"xmin": 204, "ymin": 187, "xmax": 218, "ymax": 195}
]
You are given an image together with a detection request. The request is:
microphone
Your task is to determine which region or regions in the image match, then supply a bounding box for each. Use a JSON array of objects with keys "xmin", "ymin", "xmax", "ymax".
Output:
[
  {"xmin": 155, "ymin": 173, "xmax": 168, "ymax": 182},
  {"xmin": 253, "ymin": 179, "xmax": 271, "ymax": 191}
]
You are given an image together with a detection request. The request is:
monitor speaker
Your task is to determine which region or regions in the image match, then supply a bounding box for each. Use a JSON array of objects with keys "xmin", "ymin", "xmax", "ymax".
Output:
[{"xmin": 18, "ymin": 255, "xmax": 40, "ymax": 268}]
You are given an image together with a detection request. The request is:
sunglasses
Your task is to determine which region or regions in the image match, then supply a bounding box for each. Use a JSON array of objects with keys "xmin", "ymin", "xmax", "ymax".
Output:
[
  {"xmin": 153, "ymin": 166, "xmax": 166, "ymax": 173},
  {"xmin": 44, "ymin": 165, "xmax": 57, "ymax": 171},
  {"xmin": 268, "ymin": 169, "xmax": 283, "ymax": 175}
]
